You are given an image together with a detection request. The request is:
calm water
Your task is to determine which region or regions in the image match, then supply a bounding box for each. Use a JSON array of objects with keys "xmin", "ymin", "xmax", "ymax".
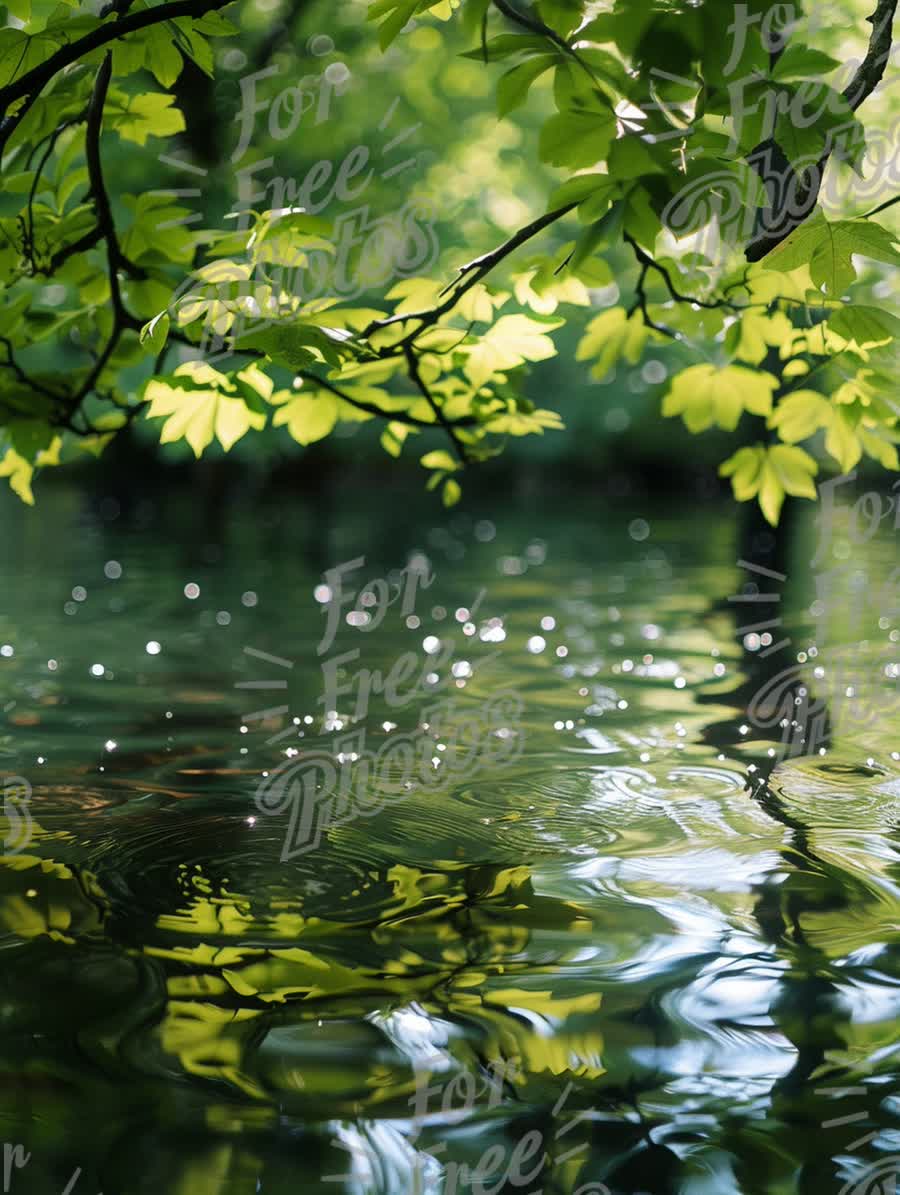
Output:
[{"xmin": 1, "ymin": 483, "xmax": 898, "ymax": 1195}]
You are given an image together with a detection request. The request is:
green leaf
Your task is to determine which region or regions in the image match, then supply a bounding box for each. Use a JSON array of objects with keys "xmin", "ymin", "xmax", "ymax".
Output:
[
  {"xmin": 548, "ymin": 173, "xmax": 617, "ymax": 220},
  {"xmin": 539, "ymin": 109, "xmax": 615, "ymax": 169},
  {"xmin": 662, "ymin": 365, "xmax": 778, "ymax": 432},
  {"xmin": 719, "ymin": 443, "xmax": 817, "ymax": 525},
  {"xmin": 272, "ymin": 390, "xmax": 339, "ymax": 445},
  {"xmin": 461, "ymin": 33, "xmax": 548, "ymax": 61},
  {"xmin": 74, "ymin": 433, "xmax": 116, "ymax": 458},
  {"xmin": 513, "ymin": 268, "xmax": 589, "ymax": 315},
  {"xmin": 3, "ymin": 170, "xmax": 40, "ymax": 195},
  {"xmin": 782, "ymin": 359, "xmax": 810, "ymax": 379},
  {"xmin": 144, "ymin": 25, "xmax": 184, "ymax": 88},
  {"xmin": 767, "ymin": 390, "xmax": 830, "ymax": 442},
  {"xmin": 623, "ymin": 183, "xmax": 661, "ymax": 249},
  {"xmin": 140, "ymin": 311, "xmax": 170, "ymax": 355},
  {"xmin": 462, "ymin": 314, "xmax": 561, "ymax": 388},
  {"xmin": 57, "ymin": 164, "xmax": 88, "ymax": 211},
  {"xmin": 858, "ymin": 427, "xmax": 900, "ymax": 470},
  {"xmin": 824, "ymin": 405, "xmax": 862, "ymax": 472},
  {"xmin": 576, "ymin": 306, "xmax": 648, "ymax": 380},
  {"xmin": 456, "ymin": 282, "xmax": 509, "ymax": 323},
  {"xmin": 729, "ymin": 309, "xmax": 793, "ymax": 366},
  {"xmin": 381, "ymin": 421, "xmax": 413, "ymax": 458},
  {"xmin": 570, "ymin": 203, "xmax": 622, "ymax": 267},
  {"xmin": 0, "ymin": 29, "xmax": 61, "ymax": 91},
  {"xmin": 764, "ymin": 444, "xmax": 818, "ymax": 523},
  {"xmin": 496, "ymin": 56, "xmax": 554, "ymax": 117},
  {"xmin": 234, "ymin": 323, "xmax": 346, "ymax": 370},
  {"xmin": 0, "ymin": 447, "xmax": 35, "ymax": 505},
  {"xmin": 368, "ymin": 0, "xmax": 421, "ymax": 49},
  {"xmin": 442, "ymin": 478, "xmax": 462, "ymax": 506},
  {"xmin": 191, "ymin": 11, "xmax": 239, "ymax": 35},
  {"xmin": 759, "ymin": 209, "xmax": 829, "ymax": 273},
  {"xmin": 763, "ymin": 212, "xmax": 900, "ymax": 295},
  {"xmin": 144, "ymin": 363, "xmax": 266, "ymax": 457},
  {"xmin": 828, "ymin": 305, "xmax": 900, "ymax": 347},
  {"xmin": 112, "ymin": 32, "xmax": 146, "ymax": 76},
  {"xmin": 8, "ymin": 419, "xmax": 53, "ymax": 459},
  {"xmin": 420, "ymin": 449, "xmax": 460, "ymax": 471},
  {"xmin": 108, "ymin": 91, "xmax": 186, "ymax": 146},
  {"xmin": 772, "ymin": 84, "xmax": 865, "ymax": 173},
  {"xmin": 171, "ymin": 17, "xmax": 214, "ymax": 76},
  {"xmin": 772, "ymin": 46, "xmax": 841, "ymax": 79},
  {"xmin": 482, "ymin": 406, "xmax": 564, "ymax": 435},
  {"xmin": 774, "ymin": 108, "xmax": 825, "ymax": 172},
  {"xmin": 385, "ymin": 276, "xmax": 444, "ymax": 313},
  {"xmin": 607, "ymin": 137, "xmax": 663, "ymax": 182},
  {"xmin": 537, "ymin": 0, "xmax": 582, "ymax": 36}
]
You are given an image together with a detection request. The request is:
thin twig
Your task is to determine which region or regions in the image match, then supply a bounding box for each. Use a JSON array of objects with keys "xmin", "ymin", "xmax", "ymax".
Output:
[
  {"xmin": 84, "ymin": 54, "xmax": 128, "ymax": 324},
  {"xmin": 623, "ymin": 233, "xmax": 825, "ymax": 314},
  {"xmin": 71, "ymin": 54, "xmax": 142, "ymax": 407},
  {"xmin": 404, "ymin": 345, "xmax": 468, "ymax": 465},
  {"xmin": 362, "ymin": 203, "xmax": 577, "ymax": 347},
  {"xmin": 859, "ymin": 192, "xmax": 900, "ymax": 220},
  {"xmin": 294, "ymin": 369, "xmax": 476, "ymax": 432},
  {"xmin": 626, "ymin": 262, "xmax": 676, "ymax": 337},
  {"xmin": 492, "ymin": 0, "xmax": 603, "ymax": 93},
  {"xmin": 45, "ymin": 227, "xmax": 103, "ymax": 274},
  {"xmin": 23, "ymin": 120, "xmax": 76, "ymax": 270},
  {"xmin": 624, "ymin": 233, "xmax": 728, "ymax": 311},
  {"xmin": 0, "ymin": 336, "xmax": 67, "ymax": 403}
]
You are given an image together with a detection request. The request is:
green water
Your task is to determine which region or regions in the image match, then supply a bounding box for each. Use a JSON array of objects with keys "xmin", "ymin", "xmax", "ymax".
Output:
[{"xmin": 1, "ymin": 485, "xmax": 898, "ymax": 1195}]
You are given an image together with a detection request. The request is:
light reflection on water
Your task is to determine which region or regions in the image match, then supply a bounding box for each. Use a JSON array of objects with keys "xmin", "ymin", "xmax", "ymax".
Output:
[{"xmin": 0, "ymin": 486, "xmax": 898, "ymax": 1194}]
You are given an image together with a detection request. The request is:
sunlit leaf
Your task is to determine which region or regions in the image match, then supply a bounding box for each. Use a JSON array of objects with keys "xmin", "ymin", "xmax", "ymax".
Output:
[
  {"xmin": 662, "ymin": 365, "xmax": 778, "ymax": 432},
  {"xmin": 463, "ymin": 314, "xmax": 562, "ymax": 388},
  {"xmin": 144, "ymin": 363, "xmax": 266, "ymax": 456},
  {"xmin": 272, "ymin": 390, "xmax": 339, "ymax": 445}
]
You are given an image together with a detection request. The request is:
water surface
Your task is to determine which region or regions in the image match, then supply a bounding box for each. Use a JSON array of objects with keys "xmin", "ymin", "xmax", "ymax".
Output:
[{"xmin": 1, "ymin": 486, "xmax": 898, "ymax": 1194}]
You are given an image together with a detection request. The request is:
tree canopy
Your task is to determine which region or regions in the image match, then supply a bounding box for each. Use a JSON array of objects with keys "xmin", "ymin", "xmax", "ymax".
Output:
[{"xmin": 0, "ymin": 0, "xmax": 898, "ymax": 521}]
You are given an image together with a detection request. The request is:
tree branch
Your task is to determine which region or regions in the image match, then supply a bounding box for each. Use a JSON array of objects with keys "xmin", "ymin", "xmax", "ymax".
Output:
[
  {"xmin": 84, "ymin": 54, "xmax": 131, "ymax": 327},
  {"xmin": 491, "ymin": 0, "xmax": 603, "ymax": 91},
  {"xmin": 625, "ymin": 232, "xmax": 729, "ymax": 312},
  {"xmin": 46, "ymin": 226, "xmax": 103, "ymax": 274},
  {"xmin": 745, "ymin": 0, "xmax": 898, "ymax": 262},
  {"xmin": 293, "ymin": 370, "xmax": 477, "ymax": 431},
  {"xmin": 404, "ymin": 345, "xmax": 468, "ymax": 465},
  {"xmin": 70, "ymin": 53, "xmax": 142, "ymax": 408},
  {"xmin": 362, "ymin": 203, "xmax": 577, "ymax": 347},
  {"xmin": 22, "ymin": 120, "xmax": 75, "ymax": 269},
  {"xmin": 844, "ymin": 0, "xmax": 898, "ymax": 110},
  {"xmin": 492, "ymin": 0, "xmax": 572, "ymax": 58},
  {"xmin": 860, "ymin": 191, "xmax": 900, "ymax": 219},
  {"xmin": 0, "ymin": 0, "xmax": 234, "ymax": 115},
  {"xmin": 99, "ymin": 0, "xmax": 138, "ymax": 15},
  {"xmin": 624, "ymin": 233, "xmax": 832, "ymax": 315},
  {"xmin": 626, "ymin": 261, "xmax": 676, "ymax": 338}
]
